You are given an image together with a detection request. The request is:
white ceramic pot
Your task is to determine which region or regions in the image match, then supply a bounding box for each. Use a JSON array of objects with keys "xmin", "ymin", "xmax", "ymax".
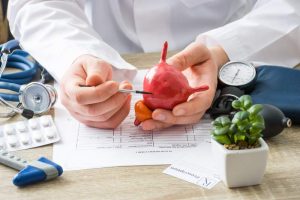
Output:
[{"xmin": 211, "ymin": 138, "xmax": 269, "ymax": 188}]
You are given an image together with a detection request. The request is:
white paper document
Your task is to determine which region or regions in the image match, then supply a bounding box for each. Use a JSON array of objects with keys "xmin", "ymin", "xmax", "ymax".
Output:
[
  {"xmin": 163, "ymin": 142, "xmax": 220, "ymax": 189},
  {"xmin": 53, "ymin": 70, "xmax": 212, "ymax": 170}
]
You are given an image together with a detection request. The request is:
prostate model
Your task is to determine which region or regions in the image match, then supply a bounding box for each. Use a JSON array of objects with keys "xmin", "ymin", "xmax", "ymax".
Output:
[{"xmin": 134, "ymin": 41, "xmax": 209, "ymax": 126}]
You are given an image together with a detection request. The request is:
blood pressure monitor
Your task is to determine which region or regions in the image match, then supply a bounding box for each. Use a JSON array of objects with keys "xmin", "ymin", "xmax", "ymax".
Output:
[
  {"xmin": 209, "ymin": 61, "xmax": 257, "ymax": 118},
  {"xmin": 218, "ymin": 61, "xmax": 257, "ymax": 90}
]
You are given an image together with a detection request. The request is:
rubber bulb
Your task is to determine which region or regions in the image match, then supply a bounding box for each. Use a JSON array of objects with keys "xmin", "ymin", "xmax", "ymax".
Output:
[{"xmin": 260, "ymin": 104, "xmax": 292, "ymax": 138}]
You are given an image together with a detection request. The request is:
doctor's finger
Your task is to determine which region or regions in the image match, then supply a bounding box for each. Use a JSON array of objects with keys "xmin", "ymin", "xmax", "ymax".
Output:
[
  {"xmin": 65, "ymin": 92, "xmax": 128, "ymax": 120},
  {"xmin": 69, "ymin": 101, "xmax": 123, "ymax": 122},
  {"xmin": 86, "ymin": 89, "xmax": 131, "ymax": 117},
  {"xmin": 68, "ymin": 82, "xmax": 132, "ymax": 117},
  {"xmin": 167, "ymin": 42, "xmax": 210, "ymax": 71},
  {"xmin": 141, "ymin": 119, "xmax": 173, "ymax": 131},
  {"xmin": 152, "ymin": 109, "xmax": 205, "ymax": 125},
  {"xmin": 65, "ymin": 80, "xmax": 120, "ymax": 105},
  {"xmin": 172, "ymin": 93, "xmax": 213, "ymax": 117},
  {"xmin": 85, "ymin": 59, "xmax": 113, "ymax": 86},
  {"xmin": 72, "ymin": 96, "xmax": 131, "ymax": 129}
]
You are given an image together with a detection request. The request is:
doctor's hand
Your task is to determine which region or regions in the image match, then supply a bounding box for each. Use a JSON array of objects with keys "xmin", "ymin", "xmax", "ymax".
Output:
[
  {"xmin": 141, "ymin": 42, "xmax": 229, "ymax": 130},
  {"xmin": 60, "ymin": 55, "xmax": 132, "ymax": 129}
]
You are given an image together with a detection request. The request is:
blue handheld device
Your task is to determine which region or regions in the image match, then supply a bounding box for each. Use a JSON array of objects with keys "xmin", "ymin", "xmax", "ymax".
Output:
[{"xmin": 0, "ymin": 150, "xmax": 63, "ymax": 186}]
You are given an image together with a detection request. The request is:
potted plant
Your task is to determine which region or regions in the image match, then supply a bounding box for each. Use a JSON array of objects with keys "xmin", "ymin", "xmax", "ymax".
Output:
[{"xmin": 211, "ymin": 95, "xmax": 269, "ymax": 188}]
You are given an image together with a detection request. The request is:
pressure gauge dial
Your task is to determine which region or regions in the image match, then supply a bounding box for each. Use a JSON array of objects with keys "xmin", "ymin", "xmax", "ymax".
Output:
[{"xmin": 218, "ymin": 61, "xmax": 256, "ymax": 89}]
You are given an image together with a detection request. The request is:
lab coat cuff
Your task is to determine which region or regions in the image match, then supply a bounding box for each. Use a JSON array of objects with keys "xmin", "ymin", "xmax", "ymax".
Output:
[{"xmin": 196, "ymin": 28, "xmax": 249, "ymax": 62}]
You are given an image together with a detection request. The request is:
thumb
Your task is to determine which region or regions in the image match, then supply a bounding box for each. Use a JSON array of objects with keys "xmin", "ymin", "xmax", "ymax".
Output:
[
  {"xmin": 85, "ymin": 60, "xmax": 113, "ymax": 86},
  {"xmin": 119, "ymin": 80, "xmax": 133, "ymax": 90},
  {"xmin": 167, "ymin": 42, "xmax": 210, "ymax": 71}
]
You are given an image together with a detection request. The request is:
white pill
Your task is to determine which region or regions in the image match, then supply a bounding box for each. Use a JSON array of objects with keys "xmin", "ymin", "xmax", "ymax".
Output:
[
  {"xmin": 19, "ymin": 134, "xmax": 30, "ymax": 145},
  {"xmin": 28, "ymin": 119, "xmax": 39, "ymax": 130},
  {"xmin": 32, "ymin": 130, "xmax": 43, "ymax": 142},
  {"xmin": 44, "ymin": 128, "xmax": 56, "ymax": 139},
  {"xmin": 7, "ymin": 136, "xmax": 18, "ymax": 147},
  {"xmin": 16, "ymin": 122, "xmax": 27, "ymax": 132},
  {"xmin": 3, "ymin": 125, "xmax": 14, "ymax": 135},
  {"xmin": 40, "ymin": 116, "xmax": 51, "ymax": 127}
]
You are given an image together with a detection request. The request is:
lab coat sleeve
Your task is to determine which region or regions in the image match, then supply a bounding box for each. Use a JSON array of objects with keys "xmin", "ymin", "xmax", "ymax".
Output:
[
  {"xmin": 7, "ymin": 0, "xmax": 137, "ymax": 82},
  {"xmin": 197, "ymin": 0, "xmax": 300, "ymax": 67}
]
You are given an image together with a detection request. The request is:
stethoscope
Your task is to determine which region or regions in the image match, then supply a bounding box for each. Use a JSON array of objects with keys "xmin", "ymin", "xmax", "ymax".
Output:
[{"xmin": 0, "ymin": 40, "xmax": 57, "ymax": 119}]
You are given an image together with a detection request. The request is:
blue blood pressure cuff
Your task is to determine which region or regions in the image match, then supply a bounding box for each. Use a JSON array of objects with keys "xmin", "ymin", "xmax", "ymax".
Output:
[{"xmin": 250, "ymin": 65, "xmax": 300, "ymax": 124}]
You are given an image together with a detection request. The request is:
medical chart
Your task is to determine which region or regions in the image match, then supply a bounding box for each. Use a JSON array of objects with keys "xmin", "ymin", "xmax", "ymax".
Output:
[{"xmin": 53, "ymin": 70, "xmax": 212, "ymax": 170}]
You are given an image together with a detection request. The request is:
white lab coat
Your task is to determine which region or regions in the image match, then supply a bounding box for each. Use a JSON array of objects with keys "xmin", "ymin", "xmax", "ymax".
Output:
[{"xmin": 7, "ymin": 0, "xmax": 300, "ymax": 82}]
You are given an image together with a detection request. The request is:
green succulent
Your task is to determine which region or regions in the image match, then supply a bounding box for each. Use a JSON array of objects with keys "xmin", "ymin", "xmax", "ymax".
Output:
[{"xmin": 211, "ymin": 95, "xmax": 265, "ymax": 148}]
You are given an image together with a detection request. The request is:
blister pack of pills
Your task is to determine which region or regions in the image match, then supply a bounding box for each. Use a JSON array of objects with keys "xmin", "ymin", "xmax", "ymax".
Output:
[{"xmin": 0, "ymin": 115, "xmax": 60, "ymax": 151}]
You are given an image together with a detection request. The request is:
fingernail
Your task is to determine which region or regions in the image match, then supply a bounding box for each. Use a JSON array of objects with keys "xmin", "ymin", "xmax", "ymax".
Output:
[
  {"xmin": 119, "ymin": 84, "xmax": 132, "ymax": 97},
  {"xmin": 154, "ymin": 114, "xmax": 166, "ymax": 121},
  {"xmin": 142, "ymin": 122, "xmax": 155, "ymax": 131},
  {"xmin": 120, "ymin": 84, "xmax": 131, "ymax": 90},
  {"xmin": 120, "ymin": 81, "xmax": 132, "ymax": 90},
  {"xmin": 122, "ymin": 80, "xmax": 130, "ymax": 85},
  {"xmin": 174, "ymin": 109, "xmax": 185, "ymax": 116}
]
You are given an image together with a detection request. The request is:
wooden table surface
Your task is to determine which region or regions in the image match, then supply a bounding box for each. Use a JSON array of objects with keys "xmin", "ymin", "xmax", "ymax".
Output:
[{"xmin": 0, "ymin": 52, "xmax": 300, "ymax": 200}]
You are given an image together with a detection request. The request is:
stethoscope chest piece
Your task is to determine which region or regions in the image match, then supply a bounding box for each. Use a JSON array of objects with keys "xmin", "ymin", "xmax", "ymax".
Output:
[{"xmin": 19, "ymin": 82, "xmax": 57, "ymax": 115}]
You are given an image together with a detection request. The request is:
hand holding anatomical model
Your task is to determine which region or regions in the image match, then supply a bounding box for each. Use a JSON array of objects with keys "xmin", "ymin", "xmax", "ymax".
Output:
[{"xmin": 135, "ymin": 41, "xmax": 228, "ymax": 130}]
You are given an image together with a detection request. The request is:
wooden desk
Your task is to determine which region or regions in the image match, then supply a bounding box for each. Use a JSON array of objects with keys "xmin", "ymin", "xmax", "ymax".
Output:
[{"xmin": 1, "ymin": 53, "xmax": 300, "ymax": 200}]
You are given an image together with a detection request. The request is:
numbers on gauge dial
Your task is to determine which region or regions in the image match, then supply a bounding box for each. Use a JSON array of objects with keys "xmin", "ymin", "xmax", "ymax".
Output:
[{"xmin": 219, "ymin": 62, "xmax": 256, "ymax": 86}]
